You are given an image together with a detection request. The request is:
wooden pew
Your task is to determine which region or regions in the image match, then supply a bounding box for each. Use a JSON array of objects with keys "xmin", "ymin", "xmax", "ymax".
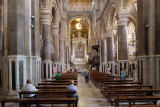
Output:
[
  {"xmin": 52, "ymin": 76, "xmax": 77, "ymax": 80},
  {"xmin": 107, "ymin": 85, "xmax": 153, "ymax": 105},
  {"xmin": 19, "ymin": 90, "xmax": 76, "ymax": 98},
  {"xmin": 123, "ymin": 105, "xmax": 160, "ymax": 107},
  {"xmin": 113, "ymin": 89, "xmax": 160, "ymax": 106},
  {"xmin": 100, "ymin": 80, "xmax": 133, "ymax": 89},
  {"xmin": 38, "ymin": 82, "xmax": 77, "ymax": 86},
  {"xmin": 91, "ymin": 77, "xmax": 120, "ymax": 87},
  {"xmin": 0, "ymin": 98, "xmax": 76, "ymax": 107},
  {"xmin": 36, "ymin": 85, "xmax": 68, "ymax": 91},
  {"xmin": 102, "ymin": 82, "xmax": 142, "ymax": 95},
  {"xmin": 44, "ymin": 79, "xmax": 78, "ymax": 83},
  {"xmin": 127, "ymin": 96, "xmax": 160, "ymax": 107}
]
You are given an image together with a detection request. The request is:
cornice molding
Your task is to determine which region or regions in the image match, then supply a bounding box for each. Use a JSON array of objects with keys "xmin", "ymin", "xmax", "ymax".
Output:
[{"xmin": 116, "ymin": 13, "xmax": 128, "ymax": 26}]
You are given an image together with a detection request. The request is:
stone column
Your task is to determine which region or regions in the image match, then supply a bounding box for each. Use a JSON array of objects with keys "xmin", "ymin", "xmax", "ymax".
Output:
[
  {"xmin": 116, "ymin": 13, "xmax": 129, "ymax": 76},
  {"xmin": 41, "ymin": 14, "xmax": 52, "ymax": 79},
  {"xmin": 148, "ymin": 0, "xmax": 156, "ymax": 87},
  {"xmin": 59, "ymin": 36, "xmax": 65, "ymax": 68},
  {"xmin": 59, "ymin": 19, "xmax": 67, "ymax": 72},
  {"xmin": 0, "ymin": 2, "xmax": 3, "ymax": 91},
  {"xmin": 1, "ymin": 0, "xmax": 28, "ymax": 96},
  {"xmin": 52, "ymin": 26, "xmax": 59, "ymax": 62},
  {"xmin": 106, "ymin": 27, "xmax": 115, "ymax": 74},
  {"xmin": 100, "ymin": 35, "xmax": 106, "ymax": 73},
  {"xmin": 137, "ymin": 0, "xmax": 160, "ymax": 88},
  {"xmin": 25, "ymin": 0, "xmax": 41, "ymax": 86}
]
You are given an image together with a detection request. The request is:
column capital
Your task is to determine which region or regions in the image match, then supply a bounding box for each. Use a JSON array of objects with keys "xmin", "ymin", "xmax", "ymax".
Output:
[
  {"xmin": 106, "ymin": 27, "xmax": 113, "ymax": 37},
  {"xmin": 41, "ymin": 14, "xmax": 52, "ymax": 25},
  {"xmin": 101, "ymin": 34, "xmax": 106, "ymax": 40},
  {"xmin": 52, "ymin": 26, "xmax": 59, "ymax": 35},
  {"xmin": 59, "ymin": 35, "xmax": 66, "ymax": 40},
  {"xmin": 116, "ymin": 13, "xmax": 128, "ymax": 26}
]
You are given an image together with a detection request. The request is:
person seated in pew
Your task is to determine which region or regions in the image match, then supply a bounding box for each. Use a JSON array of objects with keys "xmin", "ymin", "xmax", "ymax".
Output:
[
  {"xmin": 21, "ymin": 79, "xmax": 38, "ymax": 98},
  {"xmin": 71, "ymin": 66, "xmax": 78, "ymax": 73},
  {"xmin": 66, "ymin": 80, "xmax": 79, "ymax": 107},
  {"xmin": 56, "ymin": 71, "xmax": 61, "ymax": 80},
  {"xmin": 21, "ymin": 79, "xmax": 39, "ymax": 107}
]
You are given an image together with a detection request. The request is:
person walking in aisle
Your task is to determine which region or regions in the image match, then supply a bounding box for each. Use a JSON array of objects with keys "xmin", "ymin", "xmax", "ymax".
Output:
[{"xmin": 83, "ymin": 67, "xmax": 90, "ymax": 83}]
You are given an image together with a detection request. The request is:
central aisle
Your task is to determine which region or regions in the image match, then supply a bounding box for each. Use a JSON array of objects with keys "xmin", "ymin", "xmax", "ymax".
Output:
[{"xmin": 78, "ymin": 74, "xmax": 111, "ymax": 107}]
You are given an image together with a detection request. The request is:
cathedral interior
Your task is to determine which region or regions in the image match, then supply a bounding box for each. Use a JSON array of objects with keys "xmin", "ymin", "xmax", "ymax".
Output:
[{"xmin": 0, "ymin": 0, "xmax": 160, "ymax": 106}]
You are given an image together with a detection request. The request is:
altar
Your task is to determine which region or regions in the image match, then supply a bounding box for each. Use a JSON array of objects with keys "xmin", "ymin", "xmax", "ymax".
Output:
[{"xmin": 71, "ymin": 32, "xmax": 88, "ymax": 65}]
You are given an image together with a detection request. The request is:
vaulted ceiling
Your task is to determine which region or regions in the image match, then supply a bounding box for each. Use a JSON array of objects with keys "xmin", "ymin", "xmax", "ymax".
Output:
[{"xmin": 67, "ymin": 0, "xmax": 93, "ymax": 11}]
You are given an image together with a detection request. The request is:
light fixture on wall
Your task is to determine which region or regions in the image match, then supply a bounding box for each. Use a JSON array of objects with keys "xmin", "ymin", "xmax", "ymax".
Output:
[{"xmin": 76, "ymin": 23, "xmax": 82, "ymax": 29}]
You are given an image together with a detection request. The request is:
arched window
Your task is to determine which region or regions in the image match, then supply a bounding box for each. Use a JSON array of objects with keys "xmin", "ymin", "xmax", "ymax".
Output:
[{"xmin": 128, "ymin": 22, "xmax": 136, "ymax": 60}]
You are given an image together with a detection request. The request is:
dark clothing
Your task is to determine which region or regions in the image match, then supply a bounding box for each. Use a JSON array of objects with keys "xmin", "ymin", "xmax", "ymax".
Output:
[
  {"xmin": 83, "ymin": 69, "xmax": 90, "ymax": 83},
  {"xmin": 67, "ymin": 95, "xmax": 79, "ymax": 107},
  {"xmin": 66, "ymin": 84, "xmax": 78, "ymax": 106},
  {"xmin": 85, "ymin": 76, "xmax": 89, "ymax": 83},
  {"xmin": 23, "ymin": 95, "xmax": 40, "ymax": 107}
]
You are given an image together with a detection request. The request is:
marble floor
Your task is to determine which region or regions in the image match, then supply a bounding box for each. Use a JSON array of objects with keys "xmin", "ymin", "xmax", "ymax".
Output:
[
  {"xmin": 78, "ymin": 75, "xmax": 111, "ymax": 107},
  {"xmin": 0, "ymin": 74, "xmax": 111, "ymax": 107}
]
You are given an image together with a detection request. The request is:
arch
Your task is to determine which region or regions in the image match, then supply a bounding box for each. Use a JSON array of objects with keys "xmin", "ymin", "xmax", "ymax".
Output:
[
  {"xmin": 69, "ymin": 15, "xmax": 91, "ymax": 26},
  {"xmin": 127, "ymin": 0, "xmax": 137, "ymax": 11},
  {"xmin": 127, "ymin": 0, "xmax": 137, "ymax": 28},
  {"xmin": 52, "ymin": 6, "xmax": 56, "ymax": 23},
  {"xmin": 128, "ymin": 14, "xmax": 137, "ymax": 29},
  {"xmin": 108, "ymin": 4, "xmax": 117, "ymax": 27}
]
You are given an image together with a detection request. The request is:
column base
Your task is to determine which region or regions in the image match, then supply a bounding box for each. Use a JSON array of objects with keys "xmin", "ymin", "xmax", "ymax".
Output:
[
  {"xmin": 117, "ymin": 60, "xmax": 129, "ymax": 77},
  {"xmin": 107, "ymin": 61, "xmax": 116, "ymax": 75},
  {"xmin": 1, "ymin": 55, "xmax": 27, "ymax": 96},
  {"xmin": 0, "ymin": 58, "xmax": 2, "ymax": 94},
  {"xmin": 42, "ymin": 60, "xmax": 52, "ymax": 80},
  {"xmin": 137, "ymin": 56, "xmax": 160, "ymax": 88},
  {"xmin": 1, "ymin": 55, "xmax": 41, "ymax": 96}
]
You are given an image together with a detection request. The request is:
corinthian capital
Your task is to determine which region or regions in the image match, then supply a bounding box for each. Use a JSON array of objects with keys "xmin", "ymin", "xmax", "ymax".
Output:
[
  {"xmin": 116, "ymin": 13, "xmax": 128, "ymax": 26},
  {"xmin": 41, "ymin": 14, "xmax": 52, "ymax": 25},
  {"xmin": 106, "ymin": 27, "xmax": 113, "ymax": 37}
]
